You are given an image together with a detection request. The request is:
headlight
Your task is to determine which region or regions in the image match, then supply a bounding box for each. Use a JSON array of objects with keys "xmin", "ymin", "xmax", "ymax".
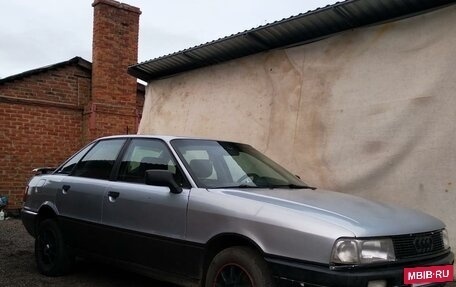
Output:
[
  {"xmin": 331, "ymin": 238, "xmax": 396, "ymax": 265},
  {"xmin": 442, "ymin": 229, "xmax": 450, "ymax": 250}
]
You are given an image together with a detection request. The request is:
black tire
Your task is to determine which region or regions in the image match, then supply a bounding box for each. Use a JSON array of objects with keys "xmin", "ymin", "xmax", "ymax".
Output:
[
  {"xmin": 205, "ymin": 246, "xmax": 274, "ymax": 287},
  {"xmin": 35, "ymin": 219, "xmax": 74, "ymax": 276}
]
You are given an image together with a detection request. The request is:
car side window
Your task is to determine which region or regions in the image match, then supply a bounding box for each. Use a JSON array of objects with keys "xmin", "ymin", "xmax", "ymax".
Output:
[
  {"xmin": 56, "ymin": 143, "xmax": 95, "ymax": 174},
  {"xmin": 71, "ymin": 139, "xmax": 125, "ymax": 180},
  {"xmin": 117, "ymin": 139, "xmax": 188, "ymax": 187}
]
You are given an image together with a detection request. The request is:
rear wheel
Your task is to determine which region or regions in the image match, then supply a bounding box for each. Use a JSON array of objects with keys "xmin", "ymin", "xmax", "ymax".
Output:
[
  {"xmin": 35, "ymin": 219, "xmax": 74, "ymax": 276},
  {"xmin": 205, "ymin": 246, "xmax": 274, "ymax": 287}
]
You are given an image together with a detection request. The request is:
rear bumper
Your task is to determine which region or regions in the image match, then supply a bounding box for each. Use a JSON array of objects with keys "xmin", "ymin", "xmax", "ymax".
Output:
[
  {"xmin": 21, "ymin": 208, "xmax": 37, "ymax": 237},
  {"xmin": 266, "ymin": 252, "xmax": 454, "ymax": 287}
]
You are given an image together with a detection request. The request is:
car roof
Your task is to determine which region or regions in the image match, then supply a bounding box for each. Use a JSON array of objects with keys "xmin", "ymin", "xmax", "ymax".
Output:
[{"xmin": 96, "ymin": 134, "xmax": 237, "ymax": 143}]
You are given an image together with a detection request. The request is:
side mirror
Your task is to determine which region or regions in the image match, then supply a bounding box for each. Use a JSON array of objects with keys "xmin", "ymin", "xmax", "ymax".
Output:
[{"xmin": 145, "ymin": 170, "xmax": 183, "ymax": 194}]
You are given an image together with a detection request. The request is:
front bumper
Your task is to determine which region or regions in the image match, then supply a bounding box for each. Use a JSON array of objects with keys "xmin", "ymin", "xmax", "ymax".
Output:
[
  {"xmin": 21, "ymin": 208, "xmax": 37, "ymax": 237},
  {"xmin": 266, "ymin": 251, "xmax": 454, "ymax": 287}
]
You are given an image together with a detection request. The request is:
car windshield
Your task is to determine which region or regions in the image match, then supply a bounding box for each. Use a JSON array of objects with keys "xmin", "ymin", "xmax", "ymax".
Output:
[{"xmin": 171, "ymin": 139, "xmax": 312, "ymax": 189}]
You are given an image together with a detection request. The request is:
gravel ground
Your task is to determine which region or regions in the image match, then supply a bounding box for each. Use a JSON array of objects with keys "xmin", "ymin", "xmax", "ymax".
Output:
[
  {"xmin": 0, "ymin": 218, "xmax": 176, "ymax": 287},
  {"xmin": 1, "ymin": 218, "xmax": 454, "ymax": 287}
]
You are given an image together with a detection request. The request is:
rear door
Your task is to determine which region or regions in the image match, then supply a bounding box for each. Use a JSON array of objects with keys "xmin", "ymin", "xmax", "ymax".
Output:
[
  {"xmin": 55, "ymin": 138, "xmax": 126, "ymax": 253},
  {"xmin": 101, "ymin": 138, "xmax": 198, "ymax": 276}
]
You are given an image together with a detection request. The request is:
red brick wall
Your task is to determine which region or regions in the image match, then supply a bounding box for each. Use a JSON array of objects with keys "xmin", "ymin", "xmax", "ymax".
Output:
[
  {"xmin": 0, "ymin": 65, "xmax": 91, "ymax": 209},
  {"xmin": 88, "ymin": 0, "xmax": 141, "ymax": 140},
  {"xmin": 0, "ymin": 0, "xmax": 143, "ymax": 210}
]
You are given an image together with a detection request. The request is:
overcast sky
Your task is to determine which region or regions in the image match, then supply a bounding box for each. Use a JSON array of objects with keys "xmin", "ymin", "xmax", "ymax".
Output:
[{"xmin": 0, "ymin": 0, "xmax": 335, "ymax": 79}]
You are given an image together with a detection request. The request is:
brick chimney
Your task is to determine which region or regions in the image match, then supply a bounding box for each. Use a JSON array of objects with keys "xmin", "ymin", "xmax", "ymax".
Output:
[{"xmin": 85, "ymin": 0, "xmax": 141, "ymax": 141}]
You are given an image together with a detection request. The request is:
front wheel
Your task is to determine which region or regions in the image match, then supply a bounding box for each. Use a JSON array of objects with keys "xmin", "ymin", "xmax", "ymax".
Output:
[
  {"xmin": 35, "ymin": 219, "xmax": 74, "ymax": 276},
  {"xmin": 205, "ymin": 246, "xmax": 274, "ymax": 287}
]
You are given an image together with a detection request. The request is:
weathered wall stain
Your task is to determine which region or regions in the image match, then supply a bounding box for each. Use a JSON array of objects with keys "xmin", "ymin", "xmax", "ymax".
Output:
[
  {"xmin": 363, "ymin": 140, "xmax": 386, "ymax": 154},
  {"xmin": 139, "ymin": 7, "xmax": 456, "ymax": 258}
]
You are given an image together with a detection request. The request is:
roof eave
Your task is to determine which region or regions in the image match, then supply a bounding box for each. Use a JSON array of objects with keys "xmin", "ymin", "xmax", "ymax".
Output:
[{"xmin": 128, "ymin": 0, "xmax": 456, "ymax": 82}]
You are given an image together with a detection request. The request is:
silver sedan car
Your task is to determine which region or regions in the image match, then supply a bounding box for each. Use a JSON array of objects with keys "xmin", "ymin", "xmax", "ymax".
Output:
[{"xmin": 21, "ymin": 135, "xmax": 454, "ymax": 287}]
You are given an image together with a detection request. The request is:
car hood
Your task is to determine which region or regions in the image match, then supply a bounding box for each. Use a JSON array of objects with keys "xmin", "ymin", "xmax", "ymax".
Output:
[{"xmin": 216, "ymin": 188, "xmax": 445, "ymax": 237}]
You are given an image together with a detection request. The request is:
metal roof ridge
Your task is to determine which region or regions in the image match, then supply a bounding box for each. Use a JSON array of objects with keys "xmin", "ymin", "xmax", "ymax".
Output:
[
  {"xmin": 128, "ymin": 0, "xmax": 456, "ymax": 81},
  {"xmin": 131, "ymin": 0, "xmax": 351, "ymax": 67}
]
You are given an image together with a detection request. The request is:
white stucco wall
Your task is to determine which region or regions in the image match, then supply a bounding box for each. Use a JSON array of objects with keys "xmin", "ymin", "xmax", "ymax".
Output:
[{"xmin": 140, "ymin": 6, "xmax": 456, "ymax": 256}]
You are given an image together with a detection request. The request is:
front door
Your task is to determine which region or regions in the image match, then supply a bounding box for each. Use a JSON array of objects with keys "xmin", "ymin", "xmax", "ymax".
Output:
[{"xmin": 101, "ymin": 138, "xmax": 194, "ymax": 275}]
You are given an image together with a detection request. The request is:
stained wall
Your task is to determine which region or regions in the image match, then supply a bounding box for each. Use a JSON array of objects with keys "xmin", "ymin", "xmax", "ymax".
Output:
[{"xmin": 139, "ymin": 6, "xmax": 456, "ymax": 251}]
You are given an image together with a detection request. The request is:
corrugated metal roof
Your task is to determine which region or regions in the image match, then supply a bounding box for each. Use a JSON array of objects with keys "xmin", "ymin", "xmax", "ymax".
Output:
[{"xmin": 128, "ymin": 0, "xmax": 456, "ymax": 82}]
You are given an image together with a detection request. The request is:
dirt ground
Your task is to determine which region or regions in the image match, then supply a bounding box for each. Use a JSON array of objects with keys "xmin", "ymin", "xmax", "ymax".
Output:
[
  {"xmin": 0, "ymin": 218, "xmax": 176, "ymax": 287},
  {"xmin": 0, "ymin": 218, "xmax": 454, "ymax": 287}
]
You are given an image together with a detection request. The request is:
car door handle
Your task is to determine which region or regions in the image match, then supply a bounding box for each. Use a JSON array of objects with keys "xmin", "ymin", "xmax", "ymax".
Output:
[
  {"xmin": 62, "ymin": 185, "xmax": 71, "ymax": 194},
  {"xmin": 107, "ymin": 191, "xmax": 120, "ymax": 203}
]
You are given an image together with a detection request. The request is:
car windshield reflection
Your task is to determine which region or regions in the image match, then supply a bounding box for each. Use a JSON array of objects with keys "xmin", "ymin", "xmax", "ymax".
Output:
[{"xmin": 171, "ymin": 139, "xmax": 312, "ymax": 189}]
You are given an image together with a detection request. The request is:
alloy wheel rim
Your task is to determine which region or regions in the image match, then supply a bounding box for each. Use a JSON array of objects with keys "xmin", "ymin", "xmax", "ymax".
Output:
[
  {"xmin": 39, "ymin": 230, "xmax": 57, "ymax": 265},
  {"xmin": 213, "ymin": 263, "xmax": 253, "ymax": 287}
]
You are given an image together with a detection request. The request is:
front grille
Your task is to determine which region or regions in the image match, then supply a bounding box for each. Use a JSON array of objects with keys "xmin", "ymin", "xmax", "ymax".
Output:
[{"xmin": 392, "ymin": 230, "xmax": 445, "ymax": 259}]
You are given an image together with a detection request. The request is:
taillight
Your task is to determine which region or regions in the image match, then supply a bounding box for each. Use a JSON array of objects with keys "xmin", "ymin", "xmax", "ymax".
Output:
[{"xmin": 23, "ymin": 186, "xmax": 29, "ymax": 203}]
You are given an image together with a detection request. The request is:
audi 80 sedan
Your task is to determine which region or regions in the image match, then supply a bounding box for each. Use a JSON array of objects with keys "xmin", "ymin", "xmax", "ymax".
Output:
[{"xmin": 22, "ymin": 135, "xmax": 453, "ymax": 287}]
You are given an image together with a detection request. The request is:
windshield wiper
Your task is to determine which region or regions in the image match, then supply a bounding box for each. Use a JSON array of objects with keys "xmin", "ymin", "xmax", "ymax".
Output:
[
  {"xmin": 213, "ymin": 184, "xmax": 260, "ymax": 189},
  {"xmin": 271, "ymin": 184, "xmax": 317, "ymax": 190},
  {"xmin": 213, "ymin": 184, "xmax": 316, "ymax": 190}
]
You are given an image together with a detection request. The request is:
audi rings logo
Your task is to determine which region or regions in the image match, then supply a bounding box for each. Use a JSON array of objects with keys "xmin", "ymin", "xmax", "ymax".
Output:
[{"xmin": 413, "ymin": 236, "xmax": 434, "ymax": 253}]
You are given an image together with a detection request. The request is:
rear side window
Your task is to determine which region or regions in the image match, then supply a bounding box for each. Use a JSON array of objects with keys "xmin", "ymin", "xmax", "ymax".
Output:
[
  {"xmin": 56, "ymin": 143, "xmax": 95, "ymax": 174},
  {"xmin": 71, "ymin": 139, "xmax": 125, "ymax": 180}
]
